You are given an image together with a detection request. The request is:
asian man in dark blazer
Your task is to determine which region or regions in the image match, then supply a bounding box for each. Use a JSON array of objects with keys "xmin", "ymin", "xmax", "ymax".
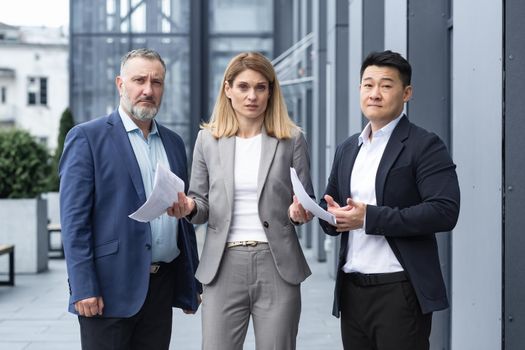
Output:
[{"xmin": 319, "ymin": 50, "xmax": 460, "ymax": 350}]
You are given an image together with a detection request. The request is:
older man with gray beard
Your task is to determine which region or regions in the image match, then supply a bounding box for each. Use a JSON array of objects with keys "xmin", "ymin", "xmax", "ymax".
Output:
[{"xmin": 59, "ymin": 48, "xmax": 201, "ymax": 350}]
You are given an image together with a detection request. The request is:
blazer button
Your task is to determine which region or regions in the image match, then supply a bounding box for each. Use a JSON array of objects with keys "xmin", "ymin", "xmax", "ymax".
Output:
[
  {"xmin": 145, "ymin": 244, "xmax": 151, "ymax": 250},
  {"xmin": 263, "ymin": 221, "xmax": 269, "ymax": 228}
]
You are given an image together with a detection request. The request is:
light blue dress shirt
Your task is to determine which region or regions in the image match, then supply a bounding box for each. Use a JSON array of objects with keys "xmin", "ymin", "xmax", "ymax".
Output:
[{"xmin": 119, "ymin": 107, "xmax": 180, "ymax": 263}]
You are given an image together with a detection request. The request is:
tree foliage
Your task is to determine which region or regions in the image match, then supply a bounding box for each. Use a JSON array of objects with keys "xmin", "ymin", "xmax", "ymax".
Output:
[
  {"xmin": 0, "ymin": 129, "xmax": 51, "ymax": 198},
  {"xmin": 48, "ymin": 108, "xmax": 75, "ymax": 191}
]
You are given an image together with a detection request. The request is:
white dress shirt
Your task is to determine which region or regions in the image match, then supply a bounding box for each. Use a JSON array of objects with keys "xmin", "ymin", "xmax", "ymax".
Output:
[{"xmin": 342, "ymin": 115, "xmax": 404, "ymax": 274}]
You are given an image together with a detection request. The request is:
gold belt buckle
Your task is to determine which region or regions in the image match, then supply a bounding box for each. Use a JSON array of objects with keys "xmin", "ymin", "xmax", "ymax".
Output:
[{"xmin": 227, "ymin": 240, "xmax": 259, "ymax": 248}]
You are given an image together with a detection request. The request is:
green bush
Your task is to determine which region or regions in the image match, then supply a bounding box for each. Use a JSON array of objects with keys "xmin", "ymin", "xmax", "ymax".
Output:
[
  {"xmin": 0, "ymin": 129, "xmax": 51, "ymax": 198},
  {"xmin": 48, "ymin": 108, "xmax": 74, "ymax": 191}
]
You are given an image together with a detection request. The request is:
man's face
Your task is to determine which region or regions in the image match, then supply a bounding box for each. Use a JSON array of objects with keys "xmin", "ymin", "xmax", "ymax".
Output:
[
  {"xmin": 116, "ymin": 57, "xmax": 165, "ymax": 121},
  {"xmin": 360, "ymin": 65, "xmax": 412, "ymax": 129}
]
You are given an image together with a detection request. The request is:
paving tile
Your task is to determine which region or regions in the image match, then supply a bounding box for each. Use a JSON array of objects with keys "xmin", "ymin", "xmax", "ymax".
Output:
[
  {"xmin": 0, "ymin": 342, "xmax": 28, "ymax": 350},
  {"xmin": 0, "ymin": 246, "xmax": 343, "ymax": 349}
]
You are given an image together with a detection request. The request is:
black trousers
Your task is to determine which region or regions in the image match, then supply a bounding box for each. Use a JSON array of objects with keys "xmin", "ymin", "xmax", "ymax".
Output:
[
  {"xmin": 340, "ymin": 272, "xmax": 432, "ymax": 350},
  {"xmin": 78, "ymin": 262, "xmax": 175, "ymax": 350}
]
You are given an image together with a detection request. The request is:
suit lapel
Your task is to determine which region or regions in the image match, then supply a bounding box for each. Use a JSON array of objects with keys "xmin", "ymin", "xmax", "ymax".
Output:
[
  {"xmin": 157, "ymin": 124, "xmax": 184, "ymax": 184},
  {"xmin": 340, "ymin": 138, "xmax": 360, "ymax": 206},
  {"xmin": 375, "ymin": 116, "xmax": 409, "ymax": 206},
  {"xmin": 257, "ymin": 127, "xmax": 278, "ymax": 200},
  {"xmin": 107, "ymin": 111, "xmax": 146, "ymax": 202},
  {"xmin": 219, "ymin": 135, "xmax": 235, "ymax": 209}
]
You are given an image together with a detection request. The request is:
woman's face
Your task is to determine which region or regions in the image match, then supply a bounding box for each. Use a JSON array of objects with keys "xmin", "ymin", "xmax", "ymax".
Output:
[{"xmin": 225, "ymin": 69, "xmax": 270, "ymax": 124}]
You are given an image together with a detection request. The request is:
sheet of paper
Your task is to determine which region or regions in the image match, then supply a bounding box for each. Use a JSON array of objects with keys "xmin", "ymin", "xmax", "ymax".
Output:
[
  {"xmin": 129, "ymin": 163, "xmax": 185, "ymax": 222},
  {"xmin": 290, "ymin": 167, "xmax": 337, "ymax": 225}
]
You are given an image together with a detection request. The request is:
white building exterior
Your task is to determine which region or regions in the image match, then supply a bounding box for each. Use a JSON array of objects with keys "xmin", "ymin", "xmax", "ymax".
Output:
[{"xmin": 0, "ymin": 23, "xmax": 68, "ymax": 151}]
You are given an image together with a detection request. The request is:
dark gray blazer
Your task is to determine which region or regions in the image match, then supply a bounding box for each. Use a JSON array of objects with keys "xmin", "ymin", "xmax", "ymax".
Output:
[
  {"xmin": 320, "ymin": 116, "xmax": 460, "ymax": 316},
  {"xmin": 188, "ymin": 127, "xmax": 314, "ymax": 285}
]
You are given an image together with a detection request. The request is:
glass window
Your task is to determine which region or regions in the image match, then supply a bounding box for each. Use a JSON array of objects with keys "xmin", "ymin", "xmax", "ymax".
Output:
[
  {"xmin": 210, "ymin": 0, "xmax": 273, "ymax": 33},
  {"xmin": 27, "ymin": 77, "xmax": 47, "ymax": 106},
  {"xmin": 40, "ymin": 78, "xmax": 48, "ymax": 105},
  {"xmin": 72, "ymin": 0, "xmax": 190, "ymax": 34}
]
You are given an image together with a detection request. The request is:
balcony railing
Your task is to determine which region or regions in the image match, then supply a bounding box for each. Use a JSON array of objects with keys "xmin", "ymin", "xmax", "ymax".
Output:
[{"xmin": 272, "ymin": 32, "xmax": 314, "ymax": 88}]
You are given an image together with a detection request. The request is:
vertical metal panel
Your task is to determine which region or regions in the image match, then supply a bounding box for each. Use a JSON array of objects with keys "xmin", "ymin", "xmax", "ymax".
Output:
[
  {"xmin": 190, "ymin": 0, "xmax": 205, "ymax": 148},
  {"xmin": 328, "ymin": 0, "xmax": 349, "ymax": 144},
  {"xmin": 323, "ymin": 0, "xmax": 349, "ymax": 266},
  {"xmin": 504, "ymin": 0, "xmax": 525, "ymax": 348},
  {"xmin": 348, "ymin": 0, "xmax": 363, "ymax": 136},
  {"xmin": 451, "ymin": 0, "xmax": 502, "ymax": 349},
  {"xmin": 407, "ymin": 1, "xmax": 451, "ymax": 348},
  {"xmin": 274, "ymin": 0, "xmax": 294, "ymax": 56},
  {"xmin": 408, "ymin": 0, "xmax": 450, "ymax": 143},
  {"xmin": 384, "ymin": 0, "xmax": 407, "ymax": 57},
  {"xmin": 304, "ymin": 87, "xmax": 314, "ymax": 249},
  {"xmin": 361, "ymin": 0, "xmax": 383, "ymax": 128},
  {"xmin": 312, "ymin": 0, "xmax": 328, "ymax": 261},
  {"xmin": 362, "ymin": 0, "xmax": 384, "ymax": 57},
  {"xmin": 329, "ymin": 0, "xmax": 363, "ymax": 279}
]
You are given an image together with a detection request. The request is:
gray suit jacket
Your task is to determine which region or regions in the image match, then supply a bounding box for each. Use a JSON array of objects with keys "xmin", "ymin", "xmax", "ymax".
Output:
[{"xmin": 188, "ymin": 127, "xmax": 314, "ymax": 285}]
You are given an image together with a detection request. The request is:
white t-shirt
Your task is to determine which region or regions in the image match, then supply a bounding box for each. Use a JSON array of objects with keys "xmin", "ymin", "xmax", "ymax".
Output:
[{"xmin": 227, "ymin": 134, "xmax": 268, "ymax": 243}]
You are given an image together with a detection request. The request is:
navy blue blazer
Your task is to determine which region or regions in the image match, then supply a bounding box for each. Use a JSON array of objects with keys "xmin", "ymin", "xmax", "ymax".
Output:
[
  {"xmin": 59, "ymin": 110, "xmax": 201, "ymax": 317},
  {"xmin": 320, "ymin": 116, "xmax": 460, "ymax": 316}
]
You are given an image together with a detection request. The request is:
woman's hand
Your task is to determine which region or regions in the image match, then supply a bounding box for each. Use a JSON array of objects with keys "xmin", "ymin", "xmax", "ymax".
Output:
[
  {"xmin": 167, "ymin": 192, "xmax": 196, "ymax": 219},
  {"xmin": 288, "ymin": 195, "xmax": 313, "ymax": 224}
]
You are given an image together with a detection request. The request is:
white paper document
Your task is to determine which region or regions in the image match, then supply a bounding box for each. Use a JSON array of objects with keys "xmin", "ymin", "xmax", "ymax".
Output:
[
  {"xmin": 129, "ymin": 163, "xmax": 185, "ymax": 222},
  {"xmin": 290, "ymin": 167, "xmax": 337, "ymax": 225}
]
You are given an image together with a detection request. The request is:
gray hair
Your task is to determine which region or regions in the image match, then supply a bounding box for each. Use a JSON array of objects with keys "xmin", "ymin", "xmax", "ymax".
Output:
[{"xmin": 120, "ymin": 48, "xmax": 166, "ymax": 75}]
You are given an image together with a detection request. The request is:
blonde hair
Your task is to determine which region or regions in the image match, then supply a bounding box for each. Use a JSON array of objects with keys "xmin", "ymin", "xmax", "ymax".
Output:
[{"xmin": 202, "ymin": 52, "xmax": 298, "ymax": 139}]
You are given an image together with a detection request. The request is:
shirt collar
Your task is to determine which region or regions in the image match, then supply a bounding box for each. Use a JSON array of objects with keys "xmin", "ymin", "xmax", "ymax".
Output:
[
  {"xmin": 118, "ymin": 105, "xmax": 159, "ymax": 136},
  {"xmin": 358, "ymin": 113, "xmax": 404, "ymax": 146}
]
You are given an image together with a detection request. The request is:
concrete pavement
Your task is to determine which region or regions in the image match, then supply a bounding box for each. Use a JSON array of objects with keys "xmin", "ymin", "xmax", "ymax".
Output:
[{"xmin": 0, "ymin": 244, "xmax": 342, "ymax": 349}]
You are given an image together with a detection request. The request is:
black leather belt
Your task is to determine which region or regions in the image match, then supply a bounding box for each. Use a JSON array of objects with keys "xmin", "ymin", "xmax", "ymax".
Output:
[{"xmin": 345, "ymin": 271, "xmax": 407, "ymax": 286}]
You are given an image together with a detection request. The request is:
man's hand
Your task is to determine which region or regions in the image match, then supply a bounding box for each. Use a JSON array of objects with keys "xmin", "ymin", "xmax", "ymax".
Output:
[
  {"xmin": 324, "ymin": 194, "xmax": 342, "ymax": 212},
  {"xmin": 182, "ymin": 294, "xmax": 202, "ymax": 315},
  {"xmin": 167, "ymin": 192, "xmax": 195, "ymax": 219},
  {"xmin": 332, "ymin": 198, "xmax": 366, "ymax": 232},
  {"xmin": 75, "ymin": 296, "xmax": 104, "ymax": 317},
  {"xmin": 288, "ymin": 195, "xmax": 313, "ymax": 224},
  {"xmin": 324, "ymin": 195, "xmax": 365, "ymax": 231}
]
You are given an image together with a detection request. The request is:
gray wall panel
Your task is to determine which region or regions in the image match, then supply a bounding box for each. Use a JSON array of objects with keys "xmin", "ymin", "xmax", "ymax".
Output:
[
  {"xmin": 504, "ymin": 0, "xmax": 525, "ymax": 348},
  {"xmin": 407, "ymin": 0, "xmax": 450, "ymax": 143},
  {"xmin": 407, "ymin": 1, "xmax": 451, "ymax": 348},
  {"xmin": 348, "ymin": 0, "xmax": 363, "ymax": 136},
  {"xmin": 451, "ymin": 1, "xmax": 503, "ymax": 349},
  {"xmin": 384, "ymin": 0, "xmax": 407, "ymax": 57},
  {"xmin": 362, "ymin": 0, "xmax": 384, "ymax": 57},
  {"xmin": 274, "ymin": 0, "xmax": 293, "ymax": 56},
  {"xmin": 312, "ymin": 0, "xmax": 328, "ymax": 262}
]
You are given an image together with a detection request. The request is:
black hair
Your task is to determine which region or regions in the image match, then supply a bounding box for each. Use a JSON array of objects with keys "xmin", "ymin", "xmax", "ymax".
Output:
[{"xmin": 360, "ymin": 50, "xmax": 412, "ymax": 87}]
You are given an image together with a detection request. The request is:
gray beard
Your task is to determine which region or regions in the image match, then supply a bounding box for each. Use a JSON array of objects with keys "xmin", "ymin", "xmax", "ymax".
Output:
[
  {"xmin": 131, "ymin": 104, "xmax": 158, "ymax": 121},
  {"xmin": 121, "ymin": 87, "xmax": 160, "ymax": 121}
]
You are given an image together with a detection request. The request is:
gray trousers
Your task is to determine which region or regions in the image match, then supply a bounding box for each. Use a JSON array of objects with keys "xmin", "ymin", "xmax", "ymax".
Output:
[{"xmin": 202, "ymin": 243, "xmax": 301, "ymax": 350}]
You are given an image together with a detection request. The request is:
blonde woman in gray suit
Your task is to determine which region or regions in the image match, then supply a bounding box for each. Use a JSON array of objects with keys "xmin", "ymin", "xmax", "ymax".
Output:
[{"xmin": 168, "ymin": 52, "xmax": 314, "ymax": 350}]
